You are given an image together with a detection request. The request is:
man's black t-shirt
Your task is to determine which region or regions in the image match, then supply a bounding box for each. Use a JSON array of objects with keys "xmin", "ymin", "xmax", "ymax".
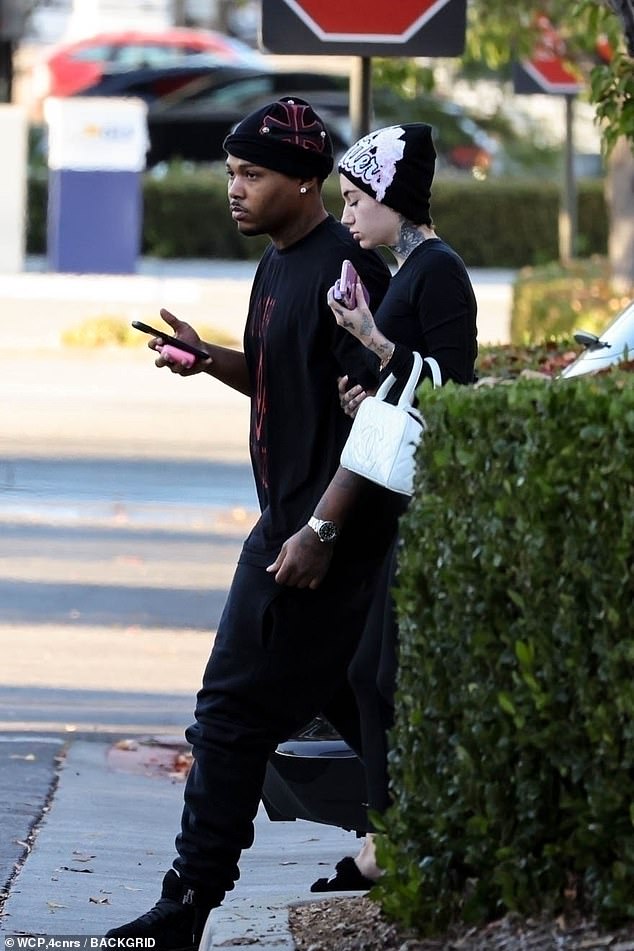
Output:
[{"xmin": 240, "ymin": 215, "xmax": 398, "ymax": 567}]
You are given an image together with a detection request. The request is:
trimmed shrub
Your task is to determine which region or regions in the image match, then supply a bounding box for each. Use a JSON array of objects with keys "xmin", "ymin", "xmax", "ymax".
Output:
[
  {"xmin": 511, "ymin": 258, "xmax": 634, "ymax": 345},
  {"xmin": 377, "ymin": 371, "xmax": 634, "ymax": 934},
  {"xmin": 26, "ymin": 171, "xmax": 608, "ymax": 269}
]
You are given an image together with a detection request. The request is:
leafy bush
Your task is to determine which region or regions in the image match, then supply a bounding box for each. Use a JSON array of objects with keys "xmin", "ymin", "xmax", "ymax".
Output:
[
  {"xmin": 477, "ymin": 338, "xmax": 582, "ymax": 378},
  {"xmin": 61, "ymin": 316, "xmax": 236, "ymax": 348},
  {"xmin": 377, "ymin": 370, "xmax": 634, "ymax": 934},
  {"xmin": 27, "ymin": 170, "xmax": 608, "ymax": 270},
  {"xmin": 511, "ymin": 258, "xmax": 634, "ymax": 344}
]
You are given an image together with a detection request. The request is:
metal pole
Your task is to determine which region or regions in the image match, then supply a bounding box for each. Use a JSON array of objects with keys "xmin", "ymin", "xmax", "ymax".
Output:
[
  {"xmin": 349, "ymin": 56, "xmax": 372, "ymax": 142},
  {"xmin": 559, "ymin": 93, "xmax": 577, "ymax": 264}
]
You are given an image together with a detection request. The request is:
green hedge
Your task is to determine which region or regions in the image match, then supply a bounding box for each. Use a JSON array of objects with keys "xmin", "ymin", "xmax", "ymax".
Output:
[
  {"xmin": 26, "ymin": 171, "xmax": 608, "ymax": 270},
  {"xmin": 377, "ymin": 372, "xmax": 634, "ymax": 933},
  {"xmin": 511, "ymin": 258, "xmax": 634, "ymax": 345}
]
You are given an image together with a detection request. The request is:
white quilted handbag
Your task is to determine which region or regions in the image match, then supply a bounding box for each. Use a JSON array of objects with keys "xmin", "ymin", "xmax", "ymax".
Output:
[{"xmin": 340, "ymin": 352, "xmax": 441, "ymax": 496}]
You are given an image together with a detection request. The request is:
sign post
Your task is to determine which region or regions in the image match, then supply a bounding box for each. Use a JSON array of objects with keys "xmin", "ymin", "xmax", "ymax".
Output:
[
  {"xmin": 513, "ymin": 17, "xmax": 583, "ymax": 263},
  {"xmin": 262, "ymin": 0, "xmax": 466, "ymax": 140}
]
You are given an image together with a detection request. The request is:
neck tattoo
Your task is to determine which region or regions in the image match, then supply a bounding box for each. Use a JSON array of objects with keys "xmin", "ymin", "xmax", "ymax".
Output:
[{"xmin": 391, "ymin": 219, "xmax": 428, "ymax": 259}]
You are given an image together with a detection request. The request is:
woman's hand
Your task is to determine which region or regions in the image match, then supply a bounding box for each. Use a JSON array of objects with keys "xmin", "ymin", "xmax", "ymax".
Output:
[
  {"xmin": 327, "ymin": 281, "xmax": 395, "ymax": 371},
  {"xmin": 327, "ymin": 280, "xmax": 376, "ymax": 344},
  {"xmin": 337, "ymin": 375, "xmax": 367, "ymax": 418}
]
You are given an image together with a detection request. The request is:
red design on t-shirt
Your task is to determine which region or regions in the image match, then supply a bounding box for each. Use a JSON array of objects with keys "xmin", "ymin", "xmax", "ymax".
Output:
[{"xmin": 251, "ymin": 295, "xmax": 275, "ymax": 489}]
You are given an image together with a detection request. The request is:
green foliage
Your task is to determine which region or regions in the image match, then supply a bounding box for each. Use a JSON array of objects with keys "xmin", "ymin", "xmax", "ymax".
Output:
[
  {"xmin": 27, "ymin": 172, "xmax": 608, "ymax": 269},
  {"xmin": 142, "ymin": 164, "xmax": 269, "ymax": 260},
  {"xmin": 26, "ymin": 174, "xmax": 47, "ymax": 255},
  {"xmin": 477, "ymin": 338, "xmax": 582, "ymax": 378},
  {"xmin": 430, "ymin": 180, "xmax": 606, "ymax": 269},
  {"xmin": 378, "ymin": 372, "xmax": 634, "ymax": 933},
  {"xmin": 464, "ymin": 0, "xmax": 634, "ymax": 154},
  {"xmin": 372, "ymin": 58, "xmax": 435, "ymax": 99},
  {"xmin": 590, "ymin": 52, "xmax": 634, "ymax": 156},
  {"xmin": 511, "ymin": 258, "xmax": 634, "ymax": 344},
  {"xmin": 61, "ymin": 316, "xmax": 236, "ymax": 348},
  {"xmin": 61, "ymin": 316, "xmax": 144, "ymax": 348}
]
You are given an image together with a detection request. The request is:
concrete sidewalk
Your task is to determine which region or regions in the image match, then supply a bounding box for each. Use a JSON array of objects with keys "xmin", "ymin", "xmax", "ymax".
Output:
[
  {"xmin": 1, "ymin": 256, "xmax": 515, "ymax": 348},
  {"xmin": 0, "ymin": 735, "xmax": 361, "ymax": 949}
]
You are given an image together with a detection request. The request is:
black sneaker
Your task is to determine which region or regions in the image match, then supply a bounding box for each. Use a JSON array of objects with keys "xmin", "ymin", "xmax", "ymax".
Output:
[{"xmin": 105, "ymin": 869, "xmax": 211, "ymax": 950}]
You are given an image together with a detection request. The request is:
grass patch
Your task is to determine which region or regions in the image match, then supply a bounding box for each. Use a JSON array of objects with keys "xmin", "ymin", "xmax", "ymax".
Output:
[{"xmin": 61, "ymin": 316, "xmax": 238, "ymax": 349}]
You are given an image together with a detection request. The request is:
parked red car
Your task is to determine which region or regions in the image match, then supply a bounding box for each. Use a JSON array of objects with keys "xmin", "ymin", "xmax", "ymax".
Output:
[{"xmin": 35, "ymin": 28, "xmax": 264, "ymax": 99}]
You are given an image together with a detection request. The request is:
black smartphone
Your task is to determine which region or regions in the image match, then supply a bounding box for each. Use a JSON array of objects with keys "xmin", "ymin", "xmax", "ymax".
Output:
[{"xmin": 131, "ymin": 320, "xmax": 209, "ymax": 361}]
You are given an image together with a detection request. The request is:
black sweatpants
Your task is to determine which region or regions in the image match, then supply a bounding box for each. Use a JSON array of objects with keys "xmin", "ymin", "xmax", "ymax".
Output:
[
  {"xmin": 173, "ymin": 556, "xmax": 383, "ymax": 903},
  {"xmin": 348, "ymin": 536, "xmax": 399, "ymax": 817}
]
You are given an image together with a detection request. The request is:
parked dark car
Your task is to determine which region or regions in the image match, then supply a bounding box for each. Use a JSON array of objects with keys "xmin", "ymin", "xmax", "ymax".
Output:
[
  {"xmin": 73, "ymin": 61, "xmax": 350, "ymax": 166},
  {"xmin": 72, "ymin": 59, "xmax": 259, "ymax": 104}
]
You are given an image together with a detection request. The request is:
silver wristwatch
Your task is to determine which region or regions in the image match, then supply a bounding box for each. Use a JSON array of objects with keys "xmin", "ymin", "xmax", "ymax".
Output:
[{"xmin": 307, "ymin": 516, "xmax": 340, "ymax": 543}]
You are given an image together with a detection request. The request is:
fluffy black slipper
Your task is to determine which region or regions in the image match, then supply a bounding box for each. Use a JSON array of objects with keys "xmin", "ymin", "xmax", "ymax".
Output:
[{"xmin": 310, "ymin": 855, "xmax": 377, "ymax": 893}]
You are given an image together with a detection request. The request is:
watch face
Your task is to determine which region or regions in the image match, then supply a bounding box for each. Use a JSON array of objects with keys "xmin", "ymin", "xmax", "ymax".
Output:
[{"xmin": 318, "ymin": 521, "xmax": 338, "ymax": 542}]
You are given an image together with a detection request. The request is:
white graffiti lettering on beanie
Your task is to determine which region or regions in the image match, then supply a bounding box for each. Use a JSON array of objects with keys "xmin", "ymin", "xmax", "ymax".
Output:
[{"xmin": 339, "ymin": 126, "xmax": 406, "ymax": 202}]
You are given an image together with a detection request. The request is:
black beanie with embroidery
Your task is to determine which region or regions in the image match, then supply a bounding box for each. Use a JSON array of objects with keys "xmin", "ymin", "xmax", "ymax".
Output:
[
  {"xmin": 338, "ymin": 123, "xmax": 436, "ymax": 225},
  {"xmin": 223, "ymin": 96, "xmax": 334, "ymax": 181}
]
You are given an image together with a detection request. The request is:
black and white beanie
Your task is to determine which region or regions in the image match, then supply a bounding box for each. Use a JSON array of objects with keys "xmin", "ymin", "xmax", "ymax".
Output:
[
  {"xmin": 223, "ymin": 96, "xmax": 334, "ymax": 181},
  {"xmin": 338, "ymin": 123, "xmax": 436, "ymax": 225}
]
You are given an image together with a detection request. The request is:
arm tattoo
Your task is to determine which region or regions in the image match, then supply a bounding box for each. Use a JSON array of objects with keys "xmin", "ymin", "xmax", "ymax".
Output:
[{"xmin": 360, "ymin": 314, "xmax": 374, "ymax": 337}]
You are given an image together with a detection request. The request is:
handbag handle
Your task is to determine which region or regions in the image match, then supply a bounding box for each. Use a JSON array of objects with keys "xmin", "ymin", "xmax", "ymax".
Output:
[
  {"xmin": 423, "ymin": 355, "xmax": 442, "ymax": 388},
  {"xmin": 376, "ymin": 351, "xmax": 442, "ymax": 406},
  {"xmin": 375, "ymin": 352, "xmax": 422, "ymax": 403}
]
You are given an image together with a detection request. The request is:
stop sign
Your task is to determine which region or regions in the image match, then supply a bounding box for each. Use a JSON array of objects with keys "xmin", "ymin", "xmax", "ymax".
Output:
[
  {"xmin": 262, "ymin": 0, "xmax": 466, "ymax": 56},
  {"xmin": 513, "ymin": 17, "xmax": 583, "ymax": 95},
  {"xmin": 515, "ymin": 55, "xmax": 583, "ymax": 94},
  {"xmin": 280, "ymin": 0, "xmax": 452, "ymax": 39}
]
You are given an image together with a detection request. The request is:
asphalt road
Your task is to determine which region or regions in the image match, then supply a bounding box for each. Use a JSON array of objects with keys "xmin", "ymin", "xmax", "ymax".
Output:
[{"xmin": 0, "ymin": 345, "xmax": 260, "ymax": 898}]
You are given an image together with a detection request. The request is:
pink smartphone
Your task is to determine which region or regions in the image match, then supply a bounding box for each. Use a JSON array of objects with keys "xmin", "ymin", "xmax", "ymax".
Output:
[
  {"xmin": 159, "ymin": 344, "xmax": 196, "ymax": 368},
  {"xmin": 332, "ymin": 260, "xmax": 369, "ymax": 309},
  {"xmin": 131, "ymin": 320, "xmax": 208, "ymax": 368}
]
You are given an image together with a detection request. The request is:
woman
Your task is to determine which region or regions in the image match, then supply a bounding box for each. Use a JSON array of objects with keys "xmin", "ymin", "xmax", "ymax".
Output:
[{"xmin": 311, "ymin": 122, "xmax": 478, "ymax": 890}]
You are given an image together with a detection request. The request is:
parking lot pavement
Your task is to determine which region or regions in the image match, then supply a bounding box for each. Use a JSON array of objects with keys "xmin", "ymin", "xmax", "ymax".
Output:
[{"xmin": 2, "ymin": 258, "xmax": 513, "ymax": 350}]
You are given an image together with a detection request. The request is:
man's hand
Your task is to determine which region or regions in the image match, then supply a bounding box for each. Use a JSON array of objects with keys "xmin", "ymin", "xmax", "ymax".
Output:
[
  {"xmin": 153, "ymin": 308, "xmax": 213, "ymax": 375},
  {"xmin": 266, "ymin": 526, "xmax": 335, "ymax": 589},
  {"xmin": 337, "ymin": 375, "xmax": 367, "ymax": 418}
]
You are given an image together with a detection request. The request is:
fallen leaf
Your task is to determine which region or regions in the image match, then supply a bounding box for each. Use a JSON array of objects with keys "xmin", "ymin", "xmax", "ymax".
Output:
[{"xmin": 114, "ymin": 739, "xmax": 139, "ymax": 751}]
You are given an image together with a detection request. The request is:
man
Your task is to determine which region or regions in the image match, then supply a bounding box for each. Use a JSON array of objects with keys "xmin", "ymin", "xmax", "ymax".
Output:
[{"xmin": 106, "ymin": 97, "xmax": 401, "ymax": 949}]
